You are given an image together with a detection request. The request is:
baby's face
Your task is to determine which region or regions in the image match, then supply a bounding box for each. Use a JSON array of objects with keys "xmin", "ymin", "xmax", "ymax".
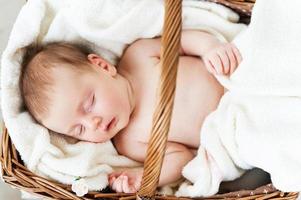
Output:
[{"xmin": 40, "ymin": 61, "xmax": 133, "ymax": 143}]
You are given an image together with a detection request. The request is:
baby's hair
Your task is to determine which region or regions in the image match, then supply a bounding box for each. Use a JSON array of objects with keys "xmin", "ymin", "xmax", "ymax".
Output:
[{"xmin": 20, "ymin": 42, "xmax": 94, "ymax": 123}]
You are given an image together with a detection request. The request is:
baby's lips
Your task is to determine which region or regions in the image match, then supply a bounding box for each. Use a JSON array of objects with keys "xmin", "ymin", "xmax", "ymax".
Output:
[
  {"xmin": 100, "ymin": 117, "xmax": 115, "ymax": 132},
  {"xmin": 100, "ymin": 123, "xmax": 108, "ymax": 131}
]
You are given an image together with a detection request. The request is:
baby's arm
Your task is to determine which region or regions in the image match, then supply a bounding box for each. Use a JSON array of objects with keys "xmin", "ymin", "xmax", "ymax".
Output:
[
  {"xmin": 180, "ymin": 30, "xmax": 222, "ymax": 57},
  {"xmin": 122, "ymin": 30, "xmax": 241, "ymax": 76},
  {"xmin": 159, "ymin": 142, "xmax": 195, "ymax": 185},
  {"xmin": 181, "ymin": 30, "xmax": 242, "ymax": 75},
  {"xmin": 109, "ymin": 141, "xmax": 194, "ymax": 193}
]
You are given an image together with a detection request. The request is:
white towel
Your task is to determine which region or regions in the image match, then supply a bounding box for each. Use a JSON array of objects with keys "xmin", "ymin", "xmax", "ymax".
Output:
[
  {"xmin": 176, "ymin": 0, "xmax": 301, "ymax": 197},
  {"xmin": 0, "ymin": 0, "xmax": 245, "ymax": 193}
]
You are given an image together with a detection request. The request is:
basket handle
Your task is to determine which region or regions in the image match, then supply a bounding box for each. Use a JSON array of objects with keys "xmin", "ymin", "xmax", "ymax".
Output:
[{"xmin": 137, "ymin": 0, "xmax": 182, "ymax": 199}]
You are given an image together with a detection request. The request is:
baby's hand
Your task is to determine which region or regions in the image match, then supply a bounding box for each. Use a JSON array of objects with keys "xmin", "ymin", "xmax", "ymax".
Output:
[
  {"xmin": 108, "ymin": 169, "xmax": 143, "ymax": 193},
  {"xmin": 203, "ymin": 43, "xmax": 242, "ymax": 76}
]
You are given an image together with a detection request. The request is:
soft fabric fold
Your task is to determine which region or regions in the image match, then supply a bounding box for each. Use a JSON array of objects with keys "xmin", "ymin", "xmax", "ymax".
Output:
[
  {"xmin": 177, "ymin": 0, "xmax": 301, "ymax": 197},
  {"xmin": 1, "ymin": 0, "xmax": 245, "ymax": 193}
]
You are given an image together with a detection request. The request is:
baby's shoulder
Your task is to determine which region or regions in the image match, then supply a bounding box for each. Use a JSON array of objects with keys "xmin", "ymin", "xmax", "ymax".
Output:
[
  {"xmin": 119, "ymin": 37, "xmax": 161, "ymax": 69},
  {"xmin": 113, "ymin": 127, "xmax": 148, "ymax": 161},
  {"xmin": 125, "ymin": 37, "xmax": 161, "ymax": 58}
]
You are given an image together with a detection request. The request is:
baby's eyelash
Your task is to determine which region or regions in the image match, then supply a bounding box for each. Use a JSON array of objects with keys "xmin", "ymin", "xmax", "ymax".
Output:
[
  {"xmin": 91, "ymin": 94, "xmax": 95, "ymax": 106},
  {"xmin": 74, "ymin": 126, "xmax": 81, "ymax": 136},
  {"xmin": 88, "ymin": 94, "xmax": 95, "ymax": 111},
  {"xmin": 85, "ymin": 94, "xmax": 95, "ymax": 113},
  {"xmin": 79, "ymin": 125, "xmax": 84, "ymax": 135}
]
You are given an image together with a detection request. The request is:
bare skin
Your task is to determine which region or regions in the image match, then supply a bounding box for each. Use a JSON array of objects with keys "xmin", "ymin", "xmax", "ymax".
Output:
[
  {"xmin": 40, "ymin": 30, "xmax": 241, "ymax": 193},
  {"xmin": 109, "ymin": 31, "xmax": 242, "ymax": 193}
]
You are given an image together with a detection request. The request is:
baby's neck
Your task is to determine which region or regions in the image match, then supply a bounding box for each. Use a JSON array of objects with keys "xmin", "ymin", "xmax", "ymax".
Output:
[{"xmin": 117, "ymin": 69, "xmax": 137, "ymax": 116}]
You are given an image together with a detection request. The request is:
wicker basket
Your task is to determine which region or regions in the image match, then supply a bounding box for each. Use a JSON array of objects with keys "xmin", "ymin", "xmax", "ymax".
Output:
[{"xmin": 0, "ymin": 0, "xmax": 299, "ymax": 199}]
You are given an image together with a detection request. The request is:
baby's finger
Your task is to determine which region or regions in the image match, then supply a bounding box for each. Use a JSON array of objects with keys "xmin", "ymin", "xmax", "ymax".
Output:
[
  {"xmin": 109, "ymin": 176, "xmax": 116, "ymax": 186},
  {"xmin": 226, "ymin": 48, "xmax": 236, "ymax": 75},
  {"xmin": 111, "ymin": 178, "xmax": 118, "ymax": 192},
  {"xmin": 112, "ymin": 177, "xmax": 123, "ymax": 193},
  {"xmin": 211, "ymin": 54, "xmax": 223, "ymax": 74},
  {"xmin": 217, "ymin": 50, "xmax": 230, "ymax": 74},
  {"xmin": 204, "ymin": 57, "xmax": 216, "ymax": 74},
  {"xmin": 231, "ymin": 44, "xmax": 242, "ymax": 64},
  {"xmin": 121, "ymin": 176, "xmax": 132, "ymax": 193}
]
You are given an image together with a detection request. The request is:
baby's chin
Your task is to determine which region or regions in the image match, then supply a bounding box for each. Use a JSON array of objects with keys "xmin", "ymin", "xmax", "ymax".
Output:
[
  {"xmin": 86, "ymin": 132, "xmax": 118, "ymax": 143},
  {"xmin": 83, "ymin": 137, "xmax": 109, "ymax": 143}
]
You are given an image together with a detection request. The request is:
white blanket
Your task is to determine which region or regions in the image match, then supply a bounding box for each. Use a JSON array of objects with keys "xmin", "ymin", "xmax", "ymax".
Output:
[
  {"xmin": 176, "ymin": 0, "xmax": 301, "ymax": 197},
  {"xmin": 0, "ymin": 0, "xmax": 246, "ymax": 194}
]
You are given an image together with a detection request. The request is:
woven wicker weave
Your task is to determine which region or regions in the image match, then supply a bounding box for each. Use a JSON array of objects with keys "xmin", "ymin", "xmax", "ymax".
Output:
[{"xmin": 0, "ymin": 0, "xmax": 299, "ymax": 199}]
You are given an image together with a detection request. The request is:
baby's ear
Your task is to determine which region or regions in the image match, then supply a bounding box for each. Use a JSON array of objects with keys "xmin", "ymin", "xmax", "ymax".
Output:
[
  {"xmin": 87, "ymin": 54, "xmax": 106, "ymax": 66},
  {"xmin": 87, "ymin": 54, "xmax": 117, "ymax": 76}
]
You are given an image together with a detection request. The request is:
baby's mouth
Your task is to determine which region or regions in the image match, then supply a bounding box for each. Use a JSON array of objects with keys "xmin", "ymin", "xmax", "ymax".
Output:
[
  {"xmin": 107, "ymin": 117, "xmax": 116, "ymax": 131},
  {"xmin": 104, "ymin": 117, "xmax": 116, "ymax": 132}
]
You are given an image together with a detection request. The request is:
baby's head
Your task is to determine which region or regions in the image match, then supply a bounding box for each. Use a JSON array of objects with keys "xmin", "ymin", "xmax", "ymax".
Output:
[{"xmin": 20, "ymin": 42, "xmax": 135, "ymax": 143}]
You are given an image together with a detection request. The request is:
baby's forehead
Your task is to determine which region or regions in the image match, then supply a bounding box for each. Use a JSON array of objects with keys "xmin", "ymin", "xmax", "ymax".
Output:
[
  {"xmin": 51, "ymin": 67, "xmax": 80, "ymax": 86},
  {"xmin": 49, "ymin": 63, "xmax": 98, "ymax": 99},
  {"xmin": 44, "ymin": 68, "xmax": 94, "ymax": 130},
  {"xmin": 50, "ymin": 65, "xmax": 97, "ymax": 97}
]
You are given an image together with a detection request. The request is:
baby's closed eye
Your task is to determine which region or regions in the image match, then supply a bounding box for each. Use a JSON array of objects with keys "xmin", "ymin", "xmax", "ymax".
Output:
[
  {"xmin": 74, "ymin": 125, "xmax": 84, "ymax": 136},
  {"xmin": 84, "ymin": 93, "xmax": 95, "ymax": 113}
]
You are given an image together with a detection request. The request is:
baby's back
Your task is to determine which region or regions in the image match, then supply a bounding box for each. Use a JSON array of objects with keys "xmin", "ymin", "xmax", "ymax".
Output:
[{"xmin": 113, "ymin": 37, "xmax": 224, "ymax": 159}]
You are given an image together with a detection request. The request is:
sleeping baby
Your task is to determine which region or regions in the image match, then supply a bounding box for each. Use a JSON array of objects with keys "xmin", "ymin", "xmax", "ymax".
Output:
[{"xmin": 20, "ymin": 30, "xmax": 241, "ymax": 193}]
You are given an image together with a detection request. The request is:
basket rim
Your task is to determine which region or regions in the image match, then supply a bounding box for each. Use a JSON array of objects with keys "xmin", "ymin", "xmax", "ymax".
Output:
[
  {"xmin": 1, "ymin": 124, "xmax": 299, "ymax": 199},
  {"xmin": 1, "ymin": 0, "xmax": 299, "ymax": 199}
]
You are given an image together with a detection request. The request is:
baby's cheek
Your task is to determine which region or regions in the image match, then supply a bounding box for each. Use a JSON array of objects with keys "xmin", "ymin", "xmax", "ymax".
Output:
[{"xmin": 108, "ymin": 96, "xmax": 128, "ymax": 112}]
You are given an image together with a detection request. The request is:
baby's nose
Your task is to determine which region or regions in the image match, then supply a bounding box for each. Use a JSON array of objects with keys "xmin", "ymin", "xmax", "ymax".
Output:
[{"xmin": 89, "ymin": 116, "xmax": 102, "ymax": 131}]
